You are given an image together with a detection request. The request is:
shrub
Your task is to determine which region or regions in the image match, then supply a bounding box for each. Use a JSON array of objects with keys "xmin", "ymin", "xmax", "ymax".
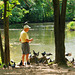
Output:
[
  {"xmin": 9, "ymin": 7, "xmax": 29, "ymax": 23},
  {"xmin": 67, "ymin": 21, "xmax": 75, "ymax": 30}
]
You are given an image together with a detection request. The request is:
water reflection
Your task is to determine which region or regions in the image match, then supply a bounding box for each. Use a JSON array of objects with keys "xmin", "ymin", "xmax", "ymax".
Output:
[
  {"xmin": 65, "ymin": 31, "xmax": 75, "ymax": 61},
  {"xmin": 9, "ymin": 23, "xmax": 55, "ymax": 62}
]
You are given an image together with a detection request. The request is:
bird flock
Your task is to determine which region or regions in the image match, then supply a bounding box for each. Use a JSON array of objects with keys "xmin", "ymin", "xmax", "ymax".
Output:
[{"xmin": 29, "ymin": 50, "xmax": 53, "ymax": 64}]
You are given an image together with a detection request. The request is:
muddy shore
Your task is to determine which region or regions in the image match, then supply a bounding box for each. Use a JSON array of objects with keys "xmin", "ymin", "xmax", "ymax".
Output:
[{"xmin": 0, "ymin": 63, "xmax": 75, "ymax": 75}]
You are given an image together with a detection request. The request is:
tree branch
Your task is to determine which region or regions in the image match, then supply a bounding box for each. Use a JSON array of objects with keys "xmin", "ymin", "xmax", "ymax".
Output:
[
  {"xmin": 46, "ymin": 0, "xmax": 53, "ymax": 10},
  {"xmin": 12, "ymin": 3, "xmax": 17, "ymax": 9},
  {"xmin": 23, "ymin": 0, "xmax": 30, "ymax": 7}
]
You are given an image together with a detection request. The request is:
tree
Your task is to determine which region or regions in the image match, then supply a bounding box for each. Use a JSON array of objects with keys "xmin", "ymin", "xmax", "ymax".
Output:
[
  {"xmin": 2, "ymin": 0, "xmax": 20, "ymax": 66},
  {"xmin": 53, "ymin": 0, "xmax": 67, "ymax": 65},
  {"xmin": 0, "ymin": 31, "xmax": 4, "ymax": 63},
  {"xmin": 3, "ymin": 0, "xmax": 10, "ymax": 66}
]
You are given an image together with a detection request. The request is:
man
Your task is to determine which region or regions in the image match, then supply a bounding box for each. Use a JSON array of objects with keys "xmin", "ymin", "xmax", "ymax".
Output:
[{"xmin": 19, "ymin": 25, "xmax": 33, "ymax": 66}]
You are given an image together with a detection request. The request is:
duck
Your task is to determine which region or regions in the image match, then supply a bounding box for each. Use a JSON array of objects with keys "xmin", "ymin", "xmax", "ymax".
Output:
[
  {"xmin": 41, "ymin": 51, "xmax": 46, "ymax": 56},
  {"xmin": 8, "ymin": 62, "xmax": 12, "ymax": 69},
  {"xmin": 46, "ymin": 57, "xmax": 50, "ymax": 60},
  {"xmin": 49, "ymin": 58, "xmax": 53, "ymax": 63},
  {"xmin": 65, "ymin": 53, "xmax": 72, "ymax": 56},
  {"xmin": 29, "ymin": 52, "xmax": 33, "ymax": 58},
  {"xmin": 33, "ymin": 50, "xmax": 39, "ymax": 56},
  {"xmin": 65, "ymin": 58, "xmax": 69, "ymax": 61},
  {"xmin": 20, "ymin": 60, "xmax": 22, "ymax": 66},
  {"xmin": 9, "ymin": 62, "xmax": 11, "ymax": 66},
  {"xmin": 46, "ymin": 53, "xmax": 52, "ymax": 56},
  {"xmin": 3, "ymin": 64, "xmax": 7, "ymax": 69},
  {"xmin": 11, "ymin": 62, "xmax": 16, "ymax": 68},
  {"xmin": 71, "ymin": 58, "xmax": 74, "ymax": 64},
  {"xmin": 11, "ymin": 59, "xmax": 14, "ymax": 63},
  {"xmin": 27, "ymin": 61, "xmax": 30, "ymax": 65},
  {"xmin": 39, "ymin": 59, "xmax": 43, "ymax": 63},
  {"xmin": 18, "ymin": 60, "xmax": 22, "ymax": 66}
]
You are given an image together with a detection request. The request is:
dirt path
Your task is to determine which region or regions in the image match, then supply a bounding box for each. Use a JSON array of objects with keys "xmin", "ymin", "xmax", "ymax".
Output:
[{"xmin": 0, "ymin": 64, "xmax": 75, "ymax": 75}]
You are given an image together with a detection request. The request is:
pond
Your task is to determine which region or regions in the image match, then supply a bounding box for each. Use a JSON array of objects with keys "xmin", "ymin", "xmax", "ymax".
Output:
[{"xmin": 0, "ymin": 22, "xmax": 75, "ymax": 63}]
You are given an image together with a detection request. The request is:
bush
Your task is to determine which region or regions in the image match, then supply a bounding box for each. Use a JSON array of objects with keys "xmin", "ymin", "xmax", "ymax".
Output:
[
  {"xmin": 67, "ymin": 21, "xmax": 75, "ymax": 30},
  {"xmin": 9, "ymin": 7, "xmax": 29, "ymax": 23}
]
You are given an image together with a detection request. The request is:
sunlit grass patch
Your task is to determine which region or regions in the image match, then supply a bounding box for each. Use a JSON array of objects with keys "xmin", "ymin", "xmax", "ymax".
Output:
[{"xmin": 0, "ymin": 57, "xmax": 2, "ymax": 63}]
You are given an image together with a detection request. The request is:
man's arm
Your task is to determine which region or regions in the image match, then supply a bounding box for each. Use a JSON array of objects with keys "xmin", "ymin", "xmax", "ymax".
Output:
[{"xmin": 26, "ymin": 38, "xmax": 33, "ymax": 42}]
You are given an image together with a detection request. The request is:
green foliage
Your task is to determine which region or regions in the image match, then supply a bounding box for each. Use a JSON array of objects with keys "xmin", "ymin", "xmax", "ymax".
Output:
[
  {"xmin": 66, "ymin": 0, "xmax": 75, "ymax": 21},
  {"xmin": 0, "ymin": 57, "xmax": 5, "ymax": 68},
  {"xmin": 22, "ymin": 0, "xmax": 75, "ymax": 22},
  {"xmin": 0, "ymin": 57, "xmax": 2, "ymax": 63},
  {"xmin": 0, "ymin": 1, "xmax": 4, "ymax": 9},
  {"xmin": 67, "ymin": 21, "xmax": 75, "ymax": 29},
  {"xmin": 27, "ymin": 0, "xmax": 54, "ymax": 22},
  {"xmin": 0, "ymin": 0, "xmax": 20, "ymax": 19},
  {"xmin": 73, "ymin": 18, "xmax": 75, "ymax": 20},
  {"xmin": 0, "ymin": 0, "xmax": 75, "ymax": 23},
  {"xmin": 48, "ymin": 61, "xmax": 54, "ymax": 65},
  {"xmin": 29, "ymin": 7, "xmax": 44, "ymax": 22},
  {"xmin": 0, "ymin": 61, "xmax": 6, "ymax": 68},
  {"xmin": 9, "ymin": 7, "xmax": 29, "ymax": 23},
  {"xmin": 11, "ymin": 0, "xmax": 20, "ymax": 5}
]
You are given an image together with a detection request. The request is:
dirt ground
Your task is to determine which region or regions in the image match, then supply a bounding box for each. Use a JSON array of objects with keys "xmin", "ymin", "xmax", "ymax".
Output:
[{"xmin": 0, "ymin": 63, "xmax": 75, "ymax": 75}]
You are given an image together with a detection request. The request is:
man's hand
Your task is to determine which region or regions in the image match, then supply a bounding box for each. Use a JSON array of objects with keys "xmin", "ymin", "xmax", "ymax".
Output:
[
  {"xmin": 30, "ymin": 38, "xmax": 33, "ymax": 41},
  {"xmin": 19, "ymin": 39, "xmax": 21, "ymax": 41}
]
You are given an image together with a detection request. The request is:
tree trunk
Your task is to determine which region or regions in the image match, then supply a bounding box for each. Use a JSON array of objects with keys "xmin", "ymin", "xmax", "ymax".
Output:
[
  {"xmin": 59, "ymin": 0, "xmax": 67, "ymax": 64},
  {"xmin": 53, "ymin": 0, "xmax": 60, "ymax": 63},
  {"xmin": 4, "ymin": 0, "xmax": 10, "ymax": 66},
  {"xmin": 53, "ymin": 0, "xmax": 67, "ymax": 65},
  {"xmin": 0, "ymin": 32, "xmax": 4, "ymax": 63}
]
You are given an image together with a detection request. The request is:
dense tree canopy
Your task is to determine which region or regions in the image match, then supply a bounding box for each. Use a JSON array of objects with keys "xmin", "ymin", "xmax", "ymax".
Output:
[{"xmin": 0, "ymin": 0, "xmax": 75, "ymax": 24}]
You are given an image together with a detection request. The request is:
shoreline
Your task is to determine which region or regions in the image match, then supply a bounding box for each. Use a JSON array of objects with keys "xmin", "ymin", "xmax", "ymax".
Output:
[{"xmin": 0, "ymin": 63, "xmax": 75, "ymax": 75}]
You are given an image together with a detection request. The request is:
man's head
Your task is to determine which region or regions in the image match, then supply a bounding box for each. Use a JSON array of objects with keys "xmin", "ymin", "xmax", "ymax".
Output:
[{"xmin": 24, "ymin": 25, "xmax": 31, "ymax": 32}]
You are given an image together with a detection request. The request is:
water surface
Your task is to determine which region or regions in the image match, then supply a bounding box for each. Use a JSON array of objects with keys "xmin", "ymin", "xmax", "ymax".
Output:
[{"xmin": 1, "ymin": 22, "xmax": 75, "ymax": 62}]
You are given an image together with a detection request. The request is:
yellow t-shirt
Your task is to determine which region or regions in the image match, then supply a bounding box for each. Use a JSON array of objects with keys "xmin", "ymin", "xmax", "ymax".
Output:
[{"xmin": 20, "ymin": 30, "xmax": 29, "ymax": 43}]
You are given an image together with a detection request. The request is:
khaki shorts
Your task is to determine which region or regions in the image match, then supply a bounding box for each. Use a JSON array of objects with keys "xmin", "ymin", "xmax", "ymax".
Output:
[{"xmin": 21, "ymin": 42, "xmax": 30, "ymax": 54}]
